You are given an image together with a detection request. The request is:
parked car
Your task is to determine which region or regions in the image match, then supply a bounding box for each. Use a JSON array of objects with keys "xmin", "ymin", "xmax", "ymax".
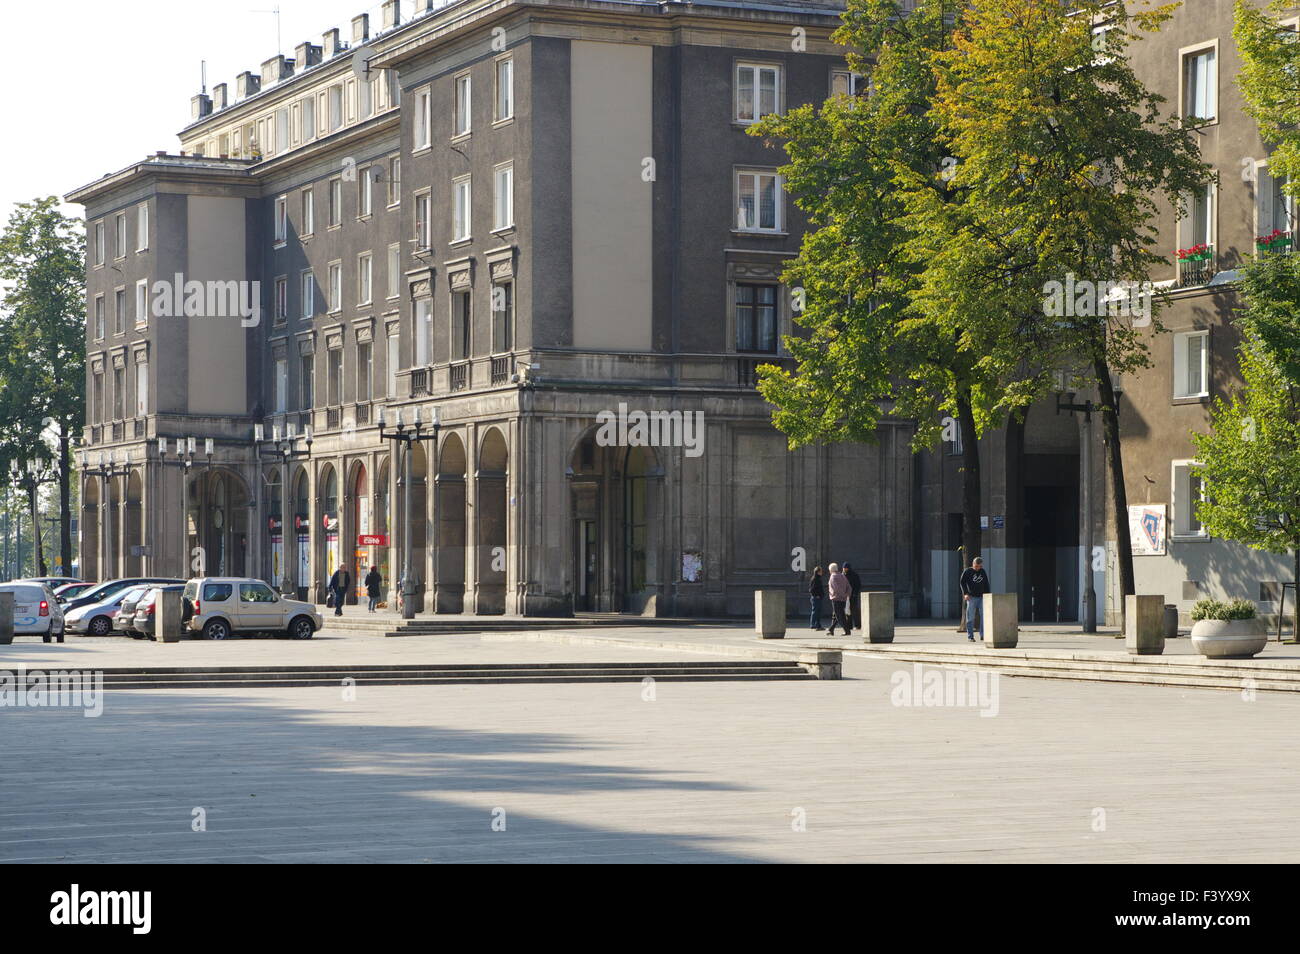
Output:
[
  {"xmin": 112, "ymin": 585, "xmax": 155, "ymax": 636},
  {"xmin": 183, "ymin": 577, "xmax": 321, "ymax": 640},
  {"xmin": 130, "ymin": 584, "xmax": 185, "ymax": 640},
  {"xmin": 63, "ymin": 577, "xmax": 183, "ymax": 614},
  {"xmin": 53, "ymin": 582, "xmax": 95, "ymax": 603},
  {"xmin": 0, "ymin": 581, "xmax": 66, "ymax": 642},
  {"xmin": 66, "ymin": 582, "xmax": 179, "ymax": 637},
  {"xmin": 16, "ymin": 576, "xmax": 82, "ymax": 590}
]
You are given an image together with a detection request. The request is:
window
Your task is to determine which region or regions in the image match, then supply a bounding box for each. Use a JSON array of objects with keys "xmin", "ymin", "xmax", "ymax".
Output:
[
  {"xmin": 275, "ymin": 276, "xmax": 288, "ymax": 322},
  {"xmin": 358, "ymin": 252, "xmax": 373, "ymax": 305},
  {"xmin": 736, "ymin": 170, "xmax": 782, "ymax": 232},
  {"xmin": 830, "ymin": 70, "xmax": 866, "ymax": 97},
  {"xmin": 112, "ymin": 367, "xmax": 124, "ymax": 419},
  {"xmin": 453, "ymin": 177, "xmax": 471, "ymax": 242},
  {"xmin": 327, "ymin": 348, "xmax": 343, "ymax": 406},
  {"xmin": 274, "ymin": 195, "xmax": 288, "ymax": 243},
  {"xmin": 387, "ymin": 332, "xmax": 400, "ymax": 398},
  {"xmin": 328, "ymin": 262, "xmax": 342, "ymax": 312},
  {"xmin": 240, "ymin": 582, "xmax": 277, "ymax": 603},
  {"xmin": 274, "ymin": 358, "xmax": 288, "ymax": 413},
  {"xmin": 1257, "ymin": 163, "xmax": 1294, "ymax": 249},
  {"xmin": 452, "ymin": 290, "xmax": 471, "ymax": 360},
  {"xmin": 300, "ymin": 354, "xmax": 314, "ymax": 408},
  {"xmin": 135, "ymin": 360, "xmax": 148, "ymax": 417},
  {"xmin": 93, "ymin": 295, "xmax": 105, "ymax": 339},
  {"xmin": 415, "ymin": 192, "xmax": 431, "ymax": 248},
  {"xmin": 136, "ymin": 203, "xmax": 149, "ymax": 251},
  {"xmin": 454, "ymin": 73, "xmax": 472, "ymax": 136},
  {"xmin": 388, "ymin": 244, "xmax": 401, "ymax": 298},
  {"xmin": 494, "ymin": 163, "xmax": 513, "ymax": 231},
  {"xmin": 1172, "ymin": 461, "xmax": 1208, "ymax": 538},
  {"xmin": 387, "ymin": 157, "xmax": 401, "ymax": 206},
  {"xmin": 302, "ymin": 95, "xmax": 316, "ymax": 142},
  {"xmin": 357, "ymin": 341, "xmax": 372, "ymax": 401},
  {"xmin": 414, "ymin": 88, "xmax": 431, "ymax": 149},
  {"xmin": 203, "ymin": 583, "xmax": 233, "ymax": 602},
  {"xmin": 491, "ymin": 281, "xmax": 513, "ymax": 353},
  {"xmin": 414, "ymin": 298, "xmax": 432, "ymax": 366},
  {"xmin": 115, "ymin": 214, "xmax": 127, "ymax": 259},
  {"xmin": 93, "ymin": 222, "xmax": 104, "ymax": 266},
  {"xmin": 275, "ymin": 107, "xmax": 289, "ymax": 154},
  {"xmin": 1178, "ymin": 184, "xmax": 1214, "ymax": 271},
  {"xmin": 495, "ymin": 57, "xmax": 514, "ymax": 121},
  {"xmin": 135, "ymin": 279, "xmax": 149, "ymax": 327},
  {"xmin": 736, "ymin": 283, "xmax": 778, "ymax": 353},
  {"xmin": 92, "ymin": 371, "xmax": 104, "ymax": 422},
  {"xmin": 345, "ymin": 78, "xmax": 358, "ymax": 125},
  {"xmin": 301, "ymin": 188, "xmax": 315, "ymax": 236},
  {"xmin": 1173, "ymin": 330, "xmax": 1209, "ymax": 399},
  {"xmin": 1183, "ymin": 46, "xmax": 1217, "ymax": 121},
  {"xmin": 329, "ymin": 84, "xmax": 344, "ymax": 132},
  {"xmin": 301, "ymin": 270, "xmax": 314, "ymax": 318},
  {"xmin": 114, "ymin": 289, "xmax": 126, "ymax": 335},
  {"xmin": 358, "ymin": 169, "xmax": 372, "ymax": 218},
  {"xmin": 329, "ymin": 177, "xmax": 342, "ymax": 227},
  {"xmin": 736, "ymin": 63, "xmax": 781, "ymax": 123}
]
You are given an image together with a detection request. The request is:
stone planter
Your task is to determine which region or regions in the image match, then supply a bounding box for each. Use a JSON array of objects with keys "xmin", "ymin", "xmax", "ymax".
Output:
[
  {"xmin": 754, "ymin": 590, "xmax": 787, "ymax": 639},
  {"xmin": 1190, "ymin": 618, "xmax": 1267, "ymax": 659},
  {"xmin": 864, "ymin": 591, "xmax": 894, "ymax": 644}
]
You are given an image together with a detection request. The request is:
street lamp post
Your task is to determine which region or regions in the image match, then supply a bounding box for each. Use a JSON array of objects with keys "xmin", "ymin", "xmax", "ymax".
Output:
[
  {"xmin": 1057, "ymin": 393, "xmax": 1101, "ymax": 633},
  {"xmin": 377, "ymin": 405, "xmax": 439, "ymax": 620},
  {"xmin": 157, "ymin": 437, "xmax": 197, "ymax": 579},
  {"xmin": 9, "ymin": 457, "xmax": 55, "ymax": 577},
  {"xmin": 256, "ymin": 421, "xmax": 312, "ymax": 597}
]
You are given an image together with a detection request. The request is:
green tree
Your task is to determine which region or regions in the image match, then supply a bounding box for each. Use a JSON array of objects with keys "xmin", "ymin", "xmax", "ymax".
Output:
[
  {"xmin": 1192, "ymin": 258, "xmax": 1300, "ymax": 638},
  {"xmin": 0, "ymin": 197, "xmax": 86, "ymax": 576},
  {"xmin": 1236, "ymin": 0, "xmax": 1300, "ymax": 195}
]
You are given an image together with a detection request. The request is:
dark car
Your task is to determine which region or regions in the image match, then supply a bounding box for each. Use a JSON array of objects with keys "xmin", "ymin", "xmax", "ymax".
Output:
[
  {"xmin": 54, "ymin": 582, "xmax": 95, "ymax": 603},
  {"xmin": 62, "ymin": 577, "xmax": 183, "ymax": 614}
]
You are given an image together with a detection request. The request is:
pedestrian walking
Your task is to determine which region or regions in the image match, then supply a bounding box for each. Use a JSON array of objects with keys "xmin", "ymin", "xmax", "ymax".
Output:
[
  {"xmin": 843, "ymin": 562, "xmax": 862, "ymax": 631},
  {"xmin": 826, "ymin": 563, "xmax": 852, "ymax": 636},
  {"xmin": 808, "ymin": 566, "xmax": 825, "ymax": 630},
  {"xmin": 364, "ymin": 566, "xmax": 383, "ymax": 613},
  {"xmin": 960, "ymin": 556, "xmax": 990, "ymax": 641},
  {"xmin": 328, "ymin": 565, "xmax": 352, "ymax": 617}
]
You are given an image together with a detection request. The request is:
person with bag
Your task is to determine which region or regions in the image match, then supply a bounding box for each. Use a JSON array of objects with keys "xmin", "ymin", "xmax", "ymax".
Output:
[
  {"xmin": 826, "ymin": 563, "xmax": 852, "ymax": 637},
  {"xmin": 808, "ymin": 566, "xmax": 826, "ymax": 631},
  {"xmin": 328, "ymin": 565, "xmax": 351, "ymax": 618},
  {"xmin": 364, "ymin": 566, "xmax": 383, "ymax": 613}
]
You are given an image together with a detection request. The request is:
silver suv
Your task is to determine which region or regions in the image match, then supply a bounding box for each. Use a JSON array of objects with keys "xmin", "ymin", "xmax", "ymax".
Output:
[{"xmin": 183, "ymin": 578, "xmax": 322, "ymax": 640}]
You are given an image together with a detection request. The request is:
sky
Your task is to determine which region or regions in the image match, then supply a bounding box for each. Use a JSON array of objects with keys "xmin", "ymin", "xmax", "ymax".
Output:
[{"xmin": 0, "ymin": 0, "xmax": 415, "ymax": 224}]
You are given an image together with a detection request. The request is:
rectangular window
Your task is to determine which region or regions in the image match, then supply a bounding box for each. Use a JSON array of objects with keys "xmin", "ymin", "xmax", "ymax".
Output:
[
  {"xmin": 274, "ymin": 195, "xmax": 288, "ymax": 243},
  {"xmin": 388, "ymin": 244, "xmax": 401, "ymax": 299},
  {"xmin": 388, "ymin": 157, "xmax": 401, "ymax": 206},
  {"xmin": 357, "ymin": 341, "xmax": 372, "ymax": 402},
  {"xmin": 415, "ymin": 192, "xmax": 431, "ymax": 248},
  {"xmin": 736, "ymin": 63, "xmax": 781, "ymax": 124},
  {"xmin": 736, "ymin": 283, "xmax": 778, "ymax": 353},
  {"xmin": 301, "ymin": 270, "xmax": 314, "ymax": 319},
  {"xmin": 94, "ymin": 295, "xmax": 105, "ymax": 339},
  {"xmin": 414, "ymin": 298, "xmax": 432, "ymax": 366},
  {"xmin": 1183, "ymin": 46, "xmax": 1217, "ymax": 121},
  {"xmin": 112, "ymin": 367, "xmax": 124, "ymax": 419},
  {"xmin": 135, "ymin": 360, "xmax": 148, "ymax": 418},
  {"xmin": 491, "ymin": 281, "xmax": 513, "ymax": 353},
  {"xmin": 1173, "ymin": 461, "xmax": 1208, "ymax": 538},
  {"xmin": 275, "ymin": 107, "xmax": 289, "ymax": 154},
  {"xmin": 275, "ymin": 276, "xmax": 288, "ymax": 322},
  {"xmin": 345, "ymin": 78, "xmax": 358, "ymax": 125},
  {"xmin": 1173, "ymin": 330, "xmax": 1209, "ymax": 399},
  {"xmin": 387, "ymin": 332, "xmax": 400, "ymax": 398},
  {"xmin": 114, "ymin": 214, "xmax": 126, "ymax": 260},
  {"xmin": 114, "ymin": 289, "xmax": 126, "ymax": 335},
  {"xmin": 93, "ymin": 222, "xmax": 104, "ymax": 266},
  {"xmin": 495, "ymin": 57, "xmax": 514, "ymax": 121},
  {"xmin": 830, "ymin": 70, "xmax": 866, "ymax": 97},
  {"xmin": 135, "ymin": 279, "xmax": 149, "ymax": 327},
  {"xmin": 451, "ymin": 290, "xmax": 471, "ymax": 360},
  {"xmin": 300, "ymin": 354, "xmax": 314, "ymax": 409},
  {"xmin": 301, "ymin": 188, "xmax": 315, "ymax": 236},
  {"xmin": 737, "ymin": 170, "xmax": 782, "ymax": 232},
  {"xmin": 329, "ymin": 177, "xmax": 342, "ymax": 227},
  {"xmin": 453, "ymin": 177, "xmax": 471, "ymax": 242},
  {"xmin": 136, "ymin": 203, "xmax": 149, "ymax": 251},
  {"xmin": 92, "ymin": 371, "xmax": 104, "ymax": 423},
  {"xmin": 414, "ymin": 88, "xmax": 431, "ymax": 149},
  {"xmin": 1257, "ymin": 164, "xmax": 1294, "ymax": 248},
  {"xmin": 327, "ymin": 348, "xmax": 343, "ymax": 406},
  {"xmin": 494, "ymin": 163, "xmax": 513, "ymax": 231},
  {"xmin": 329, "ymin": 84, "xmax": 344, "ymax": 131},
  {"xmin": 302, "ymin": 95, "xmax": 316, "ymax": 142},
  {"xmin": 454, "ymin": 73, "xmax": 472, "ymax": 137},
  {"xmin": 328, "ymin": 262, "xmax": 342, "ymax": 312},
  {"xmin": 358, "ymin": 252, "xmax": 373, "ymax": 305},
  {"xmin": 274, "ymin": 358, "xmax": 288, "ymax": 413},
  {"xmin": 358, "ymin": 169, "xmax": 372, "ymax": 218}
]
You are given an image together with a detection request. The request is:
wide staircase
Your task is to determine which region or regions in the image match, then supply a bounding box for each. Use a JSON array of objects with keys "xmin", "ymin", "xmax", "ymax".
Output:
[{"xmin": 319, "ymin": 611, "xmax": 726, "ymax": 638}]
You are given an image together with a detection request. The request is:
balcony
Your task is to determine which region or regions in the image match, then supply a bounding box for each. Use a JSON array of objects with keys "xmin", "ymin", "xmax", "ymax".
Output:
[
  {"xmin": 111, "ymin": 421, "xmax": 124, "ymax": 442},
  {"xmin": 736, "ymin": 356, "xmax": 773, "ymax": 388},
  {"xmin": 490, "ymin": 355, "xmax": 512, "ymax": 385},
  {"xmin": 410, "ymin": 367, "xmax": 431, "ymax": 397},
  {"xmin": 132, "ymin": 419, "xmax": 146, "ymax": 440},
  {"xmin": 450, "ymin": 362, "xmax": 469, "ymax": 392},
  {"xmin": 355, "ymin": 402, "xmax": 371, "ymax": 426},
  {"xmin": 326, "ymin": 406, "xmax": 341, "ymax": 430},
  {"xmin": 1256, "ymin": 230, "xmax": 1293, "ymax": 256},
  {"xmin": 1176, "ymin": 244, "xmax": 1214, "ymax": 288}
]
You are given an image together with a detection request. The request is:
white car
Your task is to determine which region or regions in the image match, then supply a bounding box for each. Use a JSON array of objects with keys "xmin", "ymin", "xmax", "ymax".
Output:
[
  {"xmin": 65, "ymin": 589, "xmax": 140, "ymax": 636},
  {"xmin": 0, "ymin": 582, "xmax": 66, "ymax": 642}
]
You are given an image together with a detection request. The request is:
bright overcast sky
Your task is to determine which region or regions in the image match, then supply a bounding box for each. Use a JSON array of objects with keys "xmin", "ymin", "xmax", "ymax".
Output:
[{"xmin": 0, "ymin": 0, "xmax": 408, "ymax": 223}]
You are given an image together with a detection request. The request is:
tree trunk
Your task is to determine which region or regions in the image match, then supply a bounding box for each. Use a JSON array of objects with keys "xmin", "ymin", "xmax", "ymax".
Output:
[
  {"xmin": 1293, "ymin": 549, "xmax": 1299, "ymax": 642},
  {"xmin": 29, "ymin": 482, "xmax": 46, "ymax": 577},
  {"xmin": 59, "ymin": 427, "xmax": 72, "ymax": 575},
  {"xmin": 1094, "ymin": 355, "xmax": 1134, "ymax": 627},
  {"xmin": 957, "ymin": 387, "xmax": 982, "ymax": 569}
]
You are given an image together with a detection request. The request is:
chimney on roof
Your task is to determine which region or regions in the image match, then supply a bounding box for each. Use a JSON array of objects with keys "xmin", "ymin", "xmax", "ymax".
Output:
[
  {"xmin": 191, "ymin": 92, "xmax": 213, "ymax": 121},
  {"xmin": 295, "ymin": 41, "xmax": 322, "ymax": 69},
  {"xmin": 261, "ymin": 54, "xmax": 294, "ymax": 86},
  {"xmin": 236, "ymin": 71, "xmax": 261, "ymax": 99},
  {"xmin": 351, "ymin": 13, "xmax": 370, "ymax": 45},
  {"xmin": 323, "ymin": 27, "xmax": 346, "ymax": 57},
  {"xmin": 212, "ymin": 83, "xmax": 228, "ymax": 109},
  {"xmin": 382, "ymin": 0, "xmax": 401, "ymax": 30}
]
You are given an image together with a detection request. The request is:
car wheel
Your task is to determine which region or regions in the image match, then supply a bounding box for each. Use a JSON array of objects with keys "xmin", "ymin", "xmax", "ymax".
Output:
[
  {"xmin": 288, "ymin": 616, "xmax": 315, "ymax": 640},
  {"xmin": 88, "ymin": 615, "xmax": 112, "ymax": 637},
  {"xmin": 203, "ymin": 619, "xmax": 231, "ymax": 641}
]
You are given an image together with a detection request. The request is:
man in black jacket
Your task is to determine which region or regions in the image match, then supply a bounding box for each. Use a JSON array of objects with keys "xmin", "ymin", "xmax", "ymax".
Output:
[
  {"xmin": 843, "ymin": 562, "xmax": 863, "ymax": 632},
  {"xmin": 959, "ymin": 557, "xmax": 989, "ymax": 641},
  {"xmin": 328, "ymin": 565, "xmax": 351, "ymax": 617}
]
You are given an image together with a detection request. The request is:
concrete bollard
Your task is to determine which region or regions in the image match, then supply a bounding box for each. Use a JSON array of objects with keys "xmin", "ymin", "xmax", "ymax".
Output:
[
  {"xmin": 156, "ymin": 590, "xmax": 184, "ymax": 644},
  {"xmin": 1126, "ymin": 594, "xmax": 1166, "ymax": 655},
  {"xmin": 0, "ymin": 592, "xmax": 13, "ymax": 645},
  {"xmin": 755, "ymin": 589, "xmax": 787, "ymax": 639},
  {"xmin": 864, "ymin": 591, "xmax": 894, "ymax": 644},
  {"xmin": 982, "ymin": 593, "xmax": 1019, "ymax": 648}
]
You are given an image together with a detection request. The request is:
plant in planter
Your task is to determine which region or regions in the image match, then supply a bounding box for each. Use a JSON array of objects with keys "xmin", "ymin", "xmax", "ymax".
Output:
[{"xmin": 1189, "ymin": 598, "xmax": 1268, "ymax": 659}]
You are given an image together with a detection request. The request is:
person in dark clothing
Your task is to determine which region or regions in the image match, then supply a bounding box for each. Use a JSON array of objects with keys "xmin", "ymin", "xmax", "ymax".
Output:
[
  {"xmin": 808, "ymin": 566, "xmax": 825, "ymax": 630},
  {"xmin": 328, "ymin": 566, "xmax": 352, "ymax": 617},
  {"xmin": 959, "ymin": 556, "xmax": 990, "ymax": 641},
  {"xmin": 364, "ymin": 566, "xmax": 383, "ymax": 613},
  {"xmin": 843, "ymin": 562, "xmax": 863, "ymax": 631}
]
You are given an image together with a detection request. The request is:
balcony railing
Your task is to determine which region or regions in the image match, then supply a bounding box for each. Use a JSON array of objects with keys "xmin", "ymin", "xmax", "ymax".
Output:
[
  {"xmin": 490, "ymin": 355, "xmax": 512, "ymax": 385},
  {"xmin": 355, "ymin": 402, "xmax": 371, "ymax": 426},
  {"xmin": 1256, "ymin": 230, "xmax": 1293, "ymax": 256},
  {"xmin": 326, "ymin": 406, "xmax": 342, "ymax": 430},
  {"xmin": 736, "ymin": 356, "xmax": 774, "ymax": 388},
  {"xmin": 450, "ymin": 362, "xmax": 469, "ymax": 392},
  {"xmin": 410, "ymin": 367, "xmax": 431, "ymax": 397},
  {"xmin": 1176, "ymin": 244, "xmax": 1214, "ymax": 288},
  {"xmin": 133, "ymin": 419, "xmax": 146, "ymax": 439},
  {"xmin": 111, "ymin": 421, "xmax": 124, "ymax": 442}
]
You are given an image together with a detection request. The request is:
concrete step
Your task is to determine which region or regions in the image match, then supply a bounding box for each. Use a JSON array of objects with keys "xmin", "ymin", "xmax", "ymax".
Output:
[{"xmin": 319, "ymin": 615, "xmax": 731, "ymax": 637}]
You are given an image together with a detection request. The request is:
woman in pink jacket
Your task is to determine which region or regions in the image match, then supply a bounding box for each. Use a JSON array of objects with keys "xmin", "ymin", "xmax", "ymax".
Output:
[{"xmin": 826, "ymin": 563, "xmax": 852, "ymax": 636}]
